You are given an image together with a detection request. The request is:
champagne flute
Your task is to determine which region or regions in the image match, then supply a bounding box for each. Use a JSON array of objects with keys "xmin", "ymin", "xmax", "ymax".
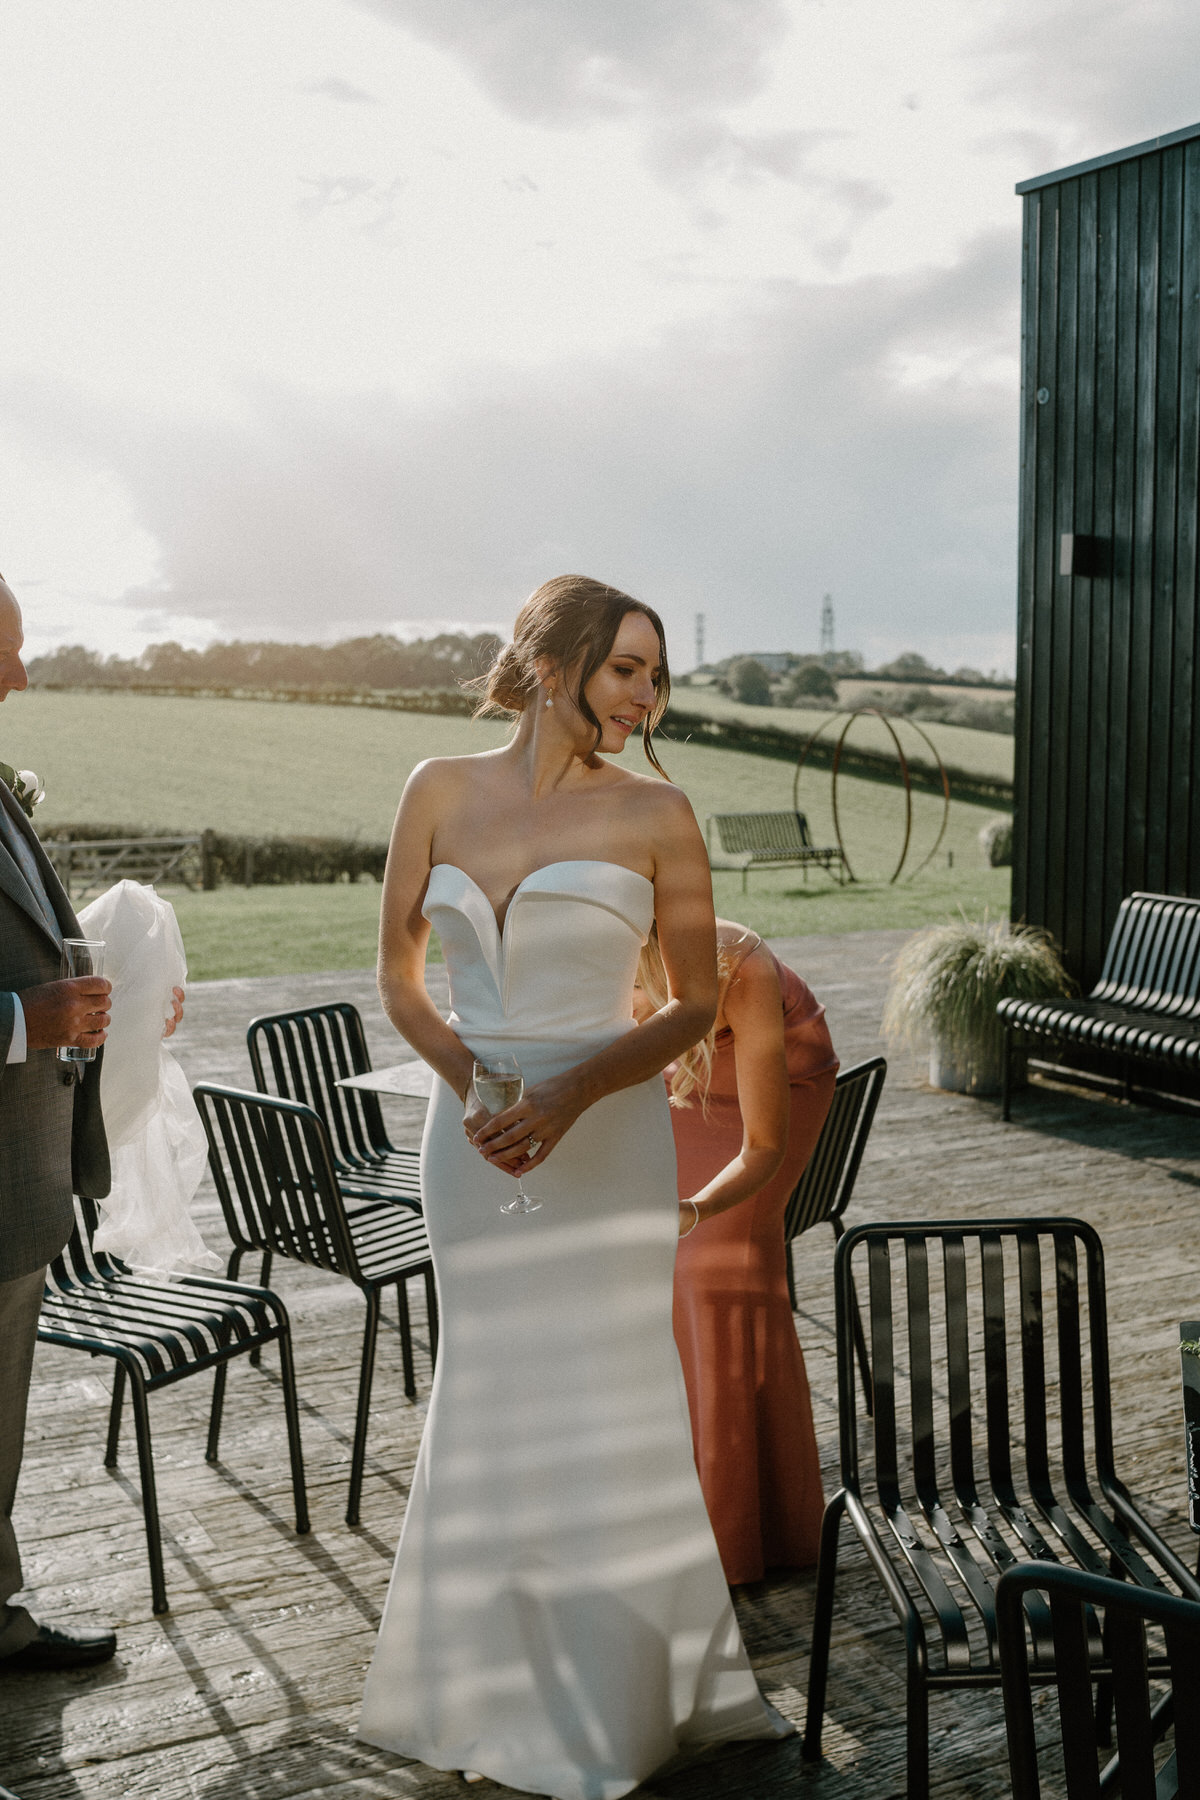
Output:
[
  {"xmin": 57, "ymin": 938, "xmax": 106, "ymax": 1064},
  {"xmin": 472, "ymin": 1055, "xmax": 542, "ymax": 1216}
]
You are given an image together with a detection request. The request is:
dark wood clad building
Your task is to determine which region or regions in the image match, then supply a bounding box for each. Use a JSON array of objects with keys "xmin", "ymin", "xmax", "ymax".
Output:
[{"xmin": 1012, "ymin": 123, "xmax": 1200, "ymax": 988}]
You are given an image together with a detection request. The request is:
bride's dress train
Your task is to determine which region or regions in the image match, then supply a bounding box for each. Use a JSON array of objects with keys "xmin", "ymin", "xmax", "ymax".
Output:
[{"xmin": 358, "ymin": 860, "xmax": 787, "ymax": 1800}]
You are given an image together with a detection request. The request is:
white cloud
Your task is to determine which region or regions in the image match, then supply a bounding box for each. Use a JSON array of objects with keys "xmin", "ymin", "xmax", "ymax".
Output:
[
  {"xmin": 302, "ymin": 74, "xmax": 381, "ymax": 104},
  {"xmin": 346, "ymin": 0, "xmax": 789, "ymax": 125},
  {"xmin": 0, "ymin": 230, "xmax": 1020, "ymax": 669},
  {"xmin": 973, "ymin": 0, "xmax": 1200, "ymax": 159},
  {"xmin": 1, "ymin": 0, "xmax": 1194, "ymax": 684}
]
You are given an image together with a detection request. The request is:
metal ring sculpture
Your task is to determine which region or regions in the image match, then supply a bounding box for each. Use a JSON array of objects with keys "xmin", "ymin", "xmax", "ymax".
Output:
[{"xmin": 791, "ymin": 706, "xmax": 951, "ymax": 885}]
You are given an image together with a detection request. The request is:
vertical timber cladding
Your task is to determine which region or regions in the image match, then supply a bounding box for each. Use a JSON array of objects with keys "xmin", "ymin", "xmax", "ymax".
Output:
[{"xmin": 1013, "ymin": 125, "xmax": 1200, "ymax": 988}]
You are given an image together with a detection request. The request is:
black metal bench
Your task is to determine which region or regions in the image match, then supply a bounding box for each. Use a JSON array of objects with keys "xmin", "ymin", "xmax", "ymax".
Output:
[
  {"xmin": 706, "ymin": 810, "xmax": 846, "ymax": 892},
  {"xmin": 997, "ymin": 891, "xmax": 1200, "ymax": 1120}
]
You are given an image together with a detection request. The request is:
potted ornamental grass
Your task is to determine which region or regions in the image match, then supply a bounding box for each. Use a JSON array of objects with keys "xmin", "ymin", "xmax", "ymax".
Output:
[{"xmin": 882, "ymin": 917, "xmax": 1073, "ymax": 1096}]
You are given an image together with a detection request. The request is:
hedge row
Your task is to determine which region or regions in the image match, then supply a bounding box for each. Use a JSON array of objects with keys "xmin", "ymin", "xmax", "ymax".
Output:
[
  {"xmin": 660, "ymin": 706, "xmax": 1014, "ymax": 807},
  {"xmin": 34, "ymin": 681, "xmax": 479, "ymax": 716},
  {"xmin": 43, "ymin": 824, "xmax": 388, "ymax": 886}
]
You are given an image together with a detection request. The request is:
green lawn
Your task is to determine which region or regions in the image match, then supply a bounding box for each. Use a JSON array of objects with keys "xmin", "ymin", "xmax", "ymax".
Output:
[
  {"xmin": 8, "ymin": 690, "xmax": 1014, "ymax": 977},
  {"xmin": 171, "ymin": 866, "xmax": 1010, "ymax": 981}
]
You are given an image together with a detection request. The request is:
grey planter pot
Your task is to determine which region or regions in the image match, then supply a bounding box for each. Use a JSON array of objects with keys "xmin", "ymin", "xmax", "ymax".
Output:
[{"xmin": 928, "ymin": 1040, "xmax": 1024, "ymax": 1098}]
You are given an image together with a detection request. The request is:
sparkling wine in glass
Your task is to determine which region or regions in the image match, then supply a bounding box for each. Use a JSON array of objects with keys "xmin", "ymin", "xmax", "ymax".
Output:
[
  {"xmin": 57, "ymin": 938, "xmax": 106, "ymax": 1064},
  {"xmin": 472, "ymin": 1055, "xmax": 542, "ymax": 1216}
]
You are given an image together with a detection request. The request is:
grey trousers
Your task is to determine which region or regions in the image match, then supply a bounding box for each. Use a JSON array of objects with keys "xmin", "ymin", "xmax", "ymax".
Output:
[{"xmin": 0, "ymin": 1265, "xmax": 46, "ymax": 1656}]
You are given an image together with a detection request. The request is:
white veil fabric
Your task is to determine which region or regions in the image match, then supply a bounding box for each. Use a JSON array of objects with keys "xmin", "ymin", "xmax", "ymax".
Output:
[{"xmin": 78, "ymin": 880, "xmax": 219, "ymax": 1273}]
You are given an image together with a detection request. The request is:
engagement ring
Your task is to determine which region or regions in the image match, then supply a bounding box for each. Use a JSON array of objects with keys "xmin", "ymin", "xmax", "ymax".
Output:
[{"xmin": 527, "ymin": 1136, "xmax": 543, "ymax": 1156}]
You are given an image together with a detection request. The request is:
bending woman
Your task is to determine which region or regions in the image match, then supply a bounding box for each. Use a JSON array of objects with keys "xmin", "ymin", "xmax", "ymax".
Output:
[
  {"xmin": 638, "ymin": 920, "xmax": 837, "ymax": 1585},
  {"xmin": 358, "ymin": 578, "xmax": 786, "ymax": 1800}
]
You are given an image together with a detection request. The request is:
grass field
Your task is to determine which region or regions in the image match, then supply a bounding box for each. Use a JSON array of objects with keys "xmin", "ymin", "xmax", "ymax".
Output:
[
  {"xmin": 169, "ymin": 864, "xmax": 1010, "ymax": 979},
  {"xmin": 10, "ymin": 689, "xmax": 1014, "ymax": 977}
]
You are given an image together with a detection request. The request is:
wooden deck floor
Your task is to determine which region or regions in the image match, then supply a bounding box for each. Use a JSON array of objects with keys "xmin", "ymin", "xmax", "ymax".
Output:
[{"xmin": 3, "ymin": 928, "xmax": 1198, "ymax": 1800}]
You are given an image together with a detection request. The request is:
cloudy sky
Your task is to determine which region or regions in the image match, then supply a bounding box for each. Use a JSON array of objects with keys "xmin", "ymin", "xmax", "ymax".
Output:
[{"xmin": 2, "ymin": 0, "xmax": 1196, "ymax": 672}]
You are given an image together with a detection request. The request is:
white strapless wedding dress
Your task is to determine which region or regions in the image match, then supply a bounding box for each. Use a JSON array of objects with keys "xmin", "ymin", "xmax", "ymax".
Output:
[{"xmin": 357, "ymin": 861, "xmax": 786, "ymax": 1800}]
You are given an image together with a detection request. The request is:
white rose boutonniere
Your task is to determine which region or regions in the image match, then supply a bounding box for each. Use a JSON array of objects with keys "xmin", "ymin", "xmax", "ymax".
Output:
[{"xmin": 0, "ymin": 761, "xmax": 45, "ymax": 822}]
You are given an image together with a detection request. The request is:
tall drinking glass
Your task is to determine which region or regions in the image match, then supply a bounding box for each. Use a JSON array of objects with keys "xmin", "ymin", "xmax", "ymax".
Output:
[
  {"xmin": 57, "ymin": 938, "xmax": 105, "ymax": 1064},
  {"xmin": 472, "ymin": 1054, "xmax": 542, "ymax": 1215}
]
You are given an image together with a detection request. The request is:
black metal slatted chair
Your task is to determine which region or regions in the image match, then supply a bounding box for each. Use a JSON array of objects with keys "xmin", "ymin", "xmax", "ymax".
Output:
[
  {"xmin": 998, "ymin": 1563, "xmax": 1200, "ymax": 1799},
  {"xmin": 195, "ymin": 1083, "xmax": 438, "ymax": 1525},
  {"xmin": 783, "ymin": 1054, "xmax": 886, "ymax": 1413},
  {"xmin": 38, "ymin": 1198, "xmax": 309, "ymax": 1614},
  {"xmin": 247, "ymin": 1002, "xmax": 422, "ymax": 1210},
  {"xmin": 803, "ymin": 1218, "xmax": 1200, "ymax": 1800}
]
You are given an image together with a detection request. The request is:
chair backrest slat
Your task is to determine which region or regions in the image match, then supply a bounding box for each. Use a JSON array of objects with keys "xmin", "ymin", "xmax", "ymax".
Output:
[
  {"xmin": 784, "ymin": 1057, "xmax": 886, "ymax": 1243},
  {"xmin": 836, "ymin": 1220, "xmax": 1109, "ymax": 1519},
  {"xmin": 1093, "ymin": 891, "xmax": 1200, "ymax": 1015},
  {"xmin": 1017, "ymin": 1231, "xmax": 1051, "ymax": 1488},
  {"xmin": 196, "ymin": 1083, "xmax": 362, "ymax": 1280},
  {"xmin": 248, "ymin": 1003, "xmax": 393, "ymax": 1169},
  {"xmin": 905, "ymin": 1239, "xmax": 938, "ymax": 1501},
  {"xmin": 1052, "ymin": 1230, "xmax": 1089, "ymax": 1484},
  {"xmin": 865, "ymin": 1238, "xmax": 900, "ymax": 1498},
  {"xmin": 943, "ymin": 1234, "xmax": 978, "ymax": 1501},
  {"xmin": 711, "ymin": 811, "xmax": 813, "ymax": 855},
  {"xmin": 980, "ymin": 1233, "xmax": 1016, "ymax": 1498}
]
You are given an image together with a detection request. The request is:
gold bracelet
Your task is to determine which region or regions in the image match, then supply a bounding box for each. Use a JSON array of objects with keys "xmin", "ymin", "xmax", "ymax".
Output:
[{"xmin": 679, "ymin": 1199, "xmax": 700, "ymax": 1237}]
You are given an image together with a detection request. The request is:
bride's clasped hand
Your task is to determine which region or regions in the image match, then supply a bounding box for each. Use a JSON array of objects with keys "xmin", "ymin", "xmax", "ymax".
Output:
[{"xmin": 357, "ymin": 575, "xmax": 790, "ymax": 1800}]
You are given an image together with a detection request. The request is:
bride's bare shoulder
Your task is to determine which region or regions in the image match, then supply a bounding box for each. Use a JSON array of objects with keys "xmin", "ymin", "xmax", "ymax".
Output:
[
  {"xmin": 608, "ymin": 765, "xmax": 699, "ymax": 834},
  {"xmin": 403, "ymin": 750, "xmax": 502, "ymax": 801}
]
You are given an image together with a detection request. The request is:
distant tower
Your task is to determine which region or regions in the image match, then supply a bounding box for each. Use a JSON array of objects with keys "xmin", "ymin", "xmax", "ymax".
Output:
[
  {"xmin": 695, "ymin": 611, "xmax": 706, "ymax": 669},
  {"xmin": 819, "ymin": 593, "xmax": 835, "ymax": 665}
]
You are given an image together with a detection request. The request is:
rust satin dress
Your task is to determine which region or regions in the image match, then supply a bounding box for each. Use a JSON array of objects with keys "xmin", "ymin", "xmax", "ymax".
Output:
[{"xmin": 670, "ymin": 940, "xmax": 837, "ymax": 1585}]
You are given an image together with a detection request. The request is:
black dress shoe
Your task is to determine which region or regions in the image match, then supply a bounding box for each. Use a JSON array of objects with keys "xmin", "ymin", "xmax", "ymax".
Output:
[{"xmin": 0, "ymin": 1622, "xmax": 117, "ymax": 1671}]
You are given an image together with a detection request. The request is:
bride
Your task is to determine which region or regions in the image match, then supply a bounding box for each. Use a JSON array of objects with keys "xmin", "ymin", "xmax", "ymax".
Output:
[{"xmin": 357, "ymin": 575, "xmax": 788, "ymax": 1800}]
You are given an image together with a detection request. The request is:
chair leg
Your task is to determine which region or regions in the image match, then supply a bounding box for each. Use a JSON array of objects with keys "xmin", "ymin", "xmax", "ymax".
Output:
[
  {"xmin": 248, "ymin": 1251, "xmax": 273, "ymax": 1366},
  {"xmin": 906, "ymin": 1661, "xmax": 931, "ymax": 1800},
  {"xmin": 347, "ymin": 1289, "xmax": 382, "ymax": 1526},
  {"xmin": 274, "ymin": 1327, "xmax": 310, "ymax": 1535},
  {"xmin": 206, "ymin": 1363, "xmax": 229, "ymax": 1463},
  {"xmin": 803, "ymin": 1489, "xmax": 847, "ymax": 1761},
  {"xmin": 396, "ymin": 1277, "xmax": 416, "ymax": 1401},
  {"xmin": 1001, "ymin": 1026, "xmax": 1013, "ymax": 1122},
  {"xmin": 105, "ymin": 1362, "xmax": 126, "ymax": 1467},
  {"xmin": 125, "ymin": 1362, "xmax": 169, "ymax": 1614},
  {"xmin": 424, "ymin": 1268, "xmax": 440, "ymax": 1368}
]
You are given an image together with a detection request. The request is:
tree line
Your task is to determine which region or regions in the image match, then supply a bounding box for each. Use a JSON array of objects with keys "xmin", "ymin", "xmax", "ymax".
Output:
[
  {"xmin": 26, "ymin": 631, "xmax": 503, "ymax": 693},
  {"xmin": 701, "ymin": 651, "xmax": 1014, "ymax": 735},
  {"xmin": 26, "ymin": 632, "xmax": 1013, "ymax": 735}
]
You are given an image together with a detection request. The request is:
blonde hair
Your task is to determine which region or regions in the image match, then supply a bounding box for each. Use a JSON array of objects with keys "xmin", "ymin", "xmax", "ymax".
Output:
[
  {"xmin": 466, "ymin": 574, "xmax": 672, "ymax": 776},
  {"xmin": 637, "ymin": 926, "xmax": 738, "ymax": 1113}
]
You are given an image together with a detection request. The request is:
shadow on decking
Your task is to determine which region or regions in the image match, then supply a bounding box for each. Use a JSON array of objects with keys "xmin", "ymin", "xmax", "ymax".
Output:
[{"xmin": 3, "ymin": 939, "xmax": 1196, "ymax": 1800}]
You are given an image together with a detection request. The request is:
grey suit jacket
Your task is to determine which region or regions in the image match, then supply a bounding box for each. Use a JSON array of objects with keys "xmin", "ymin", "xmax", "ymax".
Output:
[{"xmin": 0, "ymin": 782, "xmax": 109, "ymax": 1281}]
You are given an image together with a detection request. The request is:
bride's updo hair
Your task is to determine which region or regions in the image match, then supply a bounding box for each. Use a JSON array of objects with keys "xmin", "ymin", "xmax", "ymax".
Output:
[{"xmin": 470, "ymin": 574, "xmax": 672, "ymax": 776}]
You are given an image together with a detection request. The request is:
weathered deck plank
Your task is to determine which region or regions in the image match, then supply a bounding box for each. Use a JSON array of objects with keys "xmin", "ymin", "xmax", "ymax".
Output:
[{"xmin": 3, "ymin": 927, "xmax": 1197, "ymax": 1799}]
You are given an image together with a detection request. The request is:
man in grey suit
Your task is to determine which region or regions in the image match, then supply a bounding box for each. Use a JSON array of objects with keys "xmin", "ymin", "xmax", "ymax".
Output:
[{"xmin": 0, "ymin": 572, "xmax": 118, "ymax": 1688}]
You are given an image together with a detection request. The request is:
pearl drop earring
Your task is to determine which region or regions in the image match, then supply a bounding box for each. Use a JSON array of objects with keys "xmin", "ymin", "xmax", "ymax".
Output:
[{"xmin": 545, "ymin": 690, "xmax": 554, "ymax": 709}]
